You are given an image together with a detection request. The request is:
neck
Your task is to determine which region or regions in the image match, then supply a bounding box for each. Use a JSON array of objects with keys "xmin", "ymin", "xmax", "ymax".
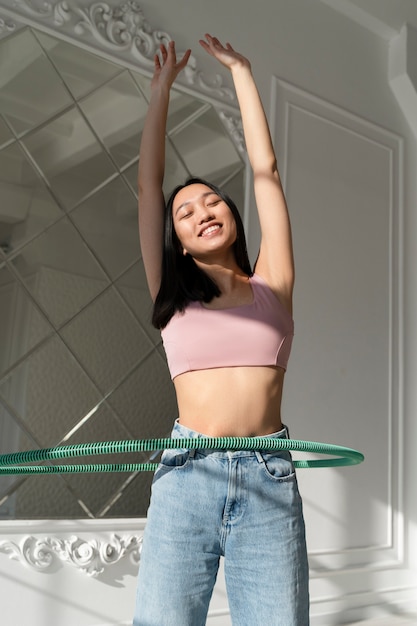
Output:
[{"xmin": 195, "ymin": 259, "xmax": 249, "ymax": 294}]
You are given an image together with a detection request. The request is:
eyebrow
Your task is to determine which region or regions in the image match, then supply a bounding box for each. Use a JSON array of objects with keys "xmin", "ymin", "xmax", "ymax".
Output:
[{"xmin": 174, "ymin": 191, "xmax": 218, "ymax": 216}]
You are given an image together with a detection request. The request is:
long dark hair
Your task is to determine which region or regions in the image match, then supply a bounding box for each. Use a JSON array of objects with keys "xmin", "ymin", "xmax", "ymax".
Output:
[{"xmin": 152, "ymin": 177, "xmax": 252, "ymax": 329}]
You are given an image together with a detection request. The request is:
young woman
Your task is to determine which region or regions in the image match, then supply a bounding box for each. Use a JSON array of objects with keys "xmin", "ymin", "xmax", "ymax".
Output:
[{"xmin": 134, "ymin": 34, "xmax": 309, "ymax": 626}]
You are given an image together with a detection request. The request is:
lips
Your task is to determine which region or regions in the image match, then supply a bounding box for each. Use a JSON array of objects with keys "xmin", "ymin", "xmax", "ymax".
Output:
[{"xmin": 199, "ymin": 223, "xmax": 221, "ymax": 237}]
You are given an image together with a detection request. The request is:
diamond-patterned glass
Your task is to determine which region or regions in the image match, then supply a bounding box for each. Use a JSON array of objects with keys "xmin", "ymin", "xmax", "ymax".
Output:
[
  {"xmin": 59, "ymin": 288, "xmax": 155, "ymax": 395},
  {"xmin": 0, "ymin": 114, "xmax": 14, "ymax": 148},
  {"xmin": 69, "ymin": 176, "xmax": 139, "ymax": 280},
  {"xmin": 0, "ymin": 26, "xmax": 244, "ymax": 519},
  {"xmin": 169, "ymin": 106, "xmax": 242, "ymax": 180},
  {"xmin": 115, "ymin": 260, "xmax": 160, "ymax": 344},
  {"xmin": 0, "ymin": 29, "xmax": 73, "ymax": 136},
  {"xmin": 0, "ymin": 265, "xmax": 54, "ymax": 377},
  {"xmin": 0, "ymin": 141, "xmax": 63, "ymax": 256},
  {"xmin": 35, "ymin": 31, "xmax": 124, "ymax": 100},
  {"xmin": 10, "ymin": 217, "xmax": 110, "ymax": 328},
  {"xmin": 79, "ymin": 71, "xmax": 149, "ymax": 169},
  {"xmin": 22, "ymin": 107, "xmax": 118, "ymax": 210},
  {"xmin": 0, "ymin": 335, "xmax": 102, "ymax": 447}
]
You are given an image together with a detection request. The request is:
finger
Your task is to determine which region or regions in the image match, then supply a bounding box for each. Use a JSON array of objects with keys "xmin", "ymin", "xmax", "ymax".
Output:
[
  {"xmin": 167, "ymin": 40, "xmax": 176, "ymax": 58},
  {"xmin": 199, "ymin": 39, "xmax": 211, "ymax": 53},
  {"xmin": 204, "ymin": 33, "xmax": 220, "ymax": 48},
  {"xmin": 211, "ymin": 36, "xmax": 223, "ymax": 47},
  {"xmin": 178, "ymin": 48, "xmax": 192, "ymax": 69},
  {"xmin": 159, "ymin": 43, "xmax": 168, "ymax": 61}
]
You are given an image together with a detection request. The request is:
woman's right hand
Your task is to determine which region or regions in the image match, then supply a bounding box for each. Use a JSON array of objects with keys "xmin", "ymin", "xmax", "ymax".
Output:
[{"xmin": 151, "ymin": 40, "xmax": 191, "ymax": 91}]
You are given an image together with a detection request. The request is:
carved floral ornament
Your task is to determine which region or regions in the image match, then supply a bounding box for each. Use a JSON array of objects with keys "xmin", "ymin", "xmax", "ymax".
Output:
[
  {"xmin": 0, "ymin": 16, "xmax": 16, "ymax": 32},
  {"xmin": 0, "ymin": 533, "xmax": 142, "ymax": 576}
]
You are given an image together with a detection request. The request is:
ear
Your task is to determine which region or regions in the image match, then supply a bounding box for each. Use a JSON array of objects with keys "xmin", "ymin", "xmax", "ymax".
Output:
[{"xmin": 183, "ymin": 248, "xmax": 188, "ymax": 256}]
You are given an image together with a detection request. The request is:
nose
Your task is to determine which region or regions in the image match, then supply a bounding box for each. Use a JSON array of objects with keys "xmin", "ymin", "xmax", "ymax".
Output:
[{"xmin": 197, "ymin": 206, "xmax": 214, "ymax": 224}]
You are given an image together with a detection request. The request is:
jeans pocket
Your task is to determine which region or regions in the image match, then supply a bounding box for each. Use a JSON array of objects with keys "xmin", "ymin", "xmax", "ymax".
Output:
[
  {"xmin": 158, "ymin": 448, "xmax": 191, "ymax": 471},
  {"xmin": 260, "ymin": 451, "xmax": 295, "ymax": 482}
]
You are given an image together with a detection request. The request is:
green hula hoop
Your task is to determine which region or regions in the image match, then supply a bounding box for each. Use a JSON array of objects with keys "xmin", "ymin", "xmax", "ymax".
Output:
[{"xmin": 0, "ymin": 437, "xmax": 363, "ymax": 475}]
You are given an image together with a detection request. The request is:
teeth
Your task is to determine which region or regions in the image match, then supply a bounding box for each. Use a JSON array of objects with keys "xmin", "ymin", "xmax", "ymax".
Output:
[{"xmin": 201, "ymin": 225, "xmax": 220, "ymax": 236}]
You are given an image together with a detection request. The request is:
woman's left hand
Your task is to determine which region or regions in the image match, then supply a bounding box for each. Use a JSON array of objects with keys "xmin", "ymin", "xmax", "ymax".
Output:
[{"xmin": 199, "ymin": 34, "xmax": 250, "ymax": 71}]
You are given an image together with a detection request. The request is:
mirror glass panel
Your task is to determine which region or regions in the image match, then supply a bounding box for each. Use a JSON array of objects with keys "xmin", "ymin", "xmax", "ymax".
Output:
[
  {"xmin": 0, "ymin": 27, "xmax": 245, "ymax": 519},
  {"xmin": 1, "ymin": 29, "xmax": 74, "ymax": 135}
]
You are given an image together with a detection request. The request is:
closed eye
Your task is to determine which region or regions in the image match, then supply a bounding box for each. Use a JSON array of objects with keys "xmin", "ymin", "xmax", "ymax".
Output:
[{"xmin": 179, "ymin": 211, "xmax": 193, "ymax": 219}]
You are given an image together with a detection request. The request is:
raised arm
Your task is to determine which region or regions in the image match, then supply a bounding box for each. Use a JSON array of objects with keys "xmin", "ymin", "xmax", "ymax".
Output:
[
  {"xmin": 199, "ymin": 35, "xmax": 294, "ymax": 311},
  {"xmin": 138, "ymin": 41, "xmax": 191, "ymax": 301}
]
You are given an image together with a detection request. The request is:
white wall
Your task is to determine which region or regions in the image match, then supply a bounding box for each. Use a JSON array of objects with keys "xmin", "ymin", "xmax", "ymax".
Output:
[{"xmin": 0, "ymin": 0, "xmax": 416, "ymax": 624}]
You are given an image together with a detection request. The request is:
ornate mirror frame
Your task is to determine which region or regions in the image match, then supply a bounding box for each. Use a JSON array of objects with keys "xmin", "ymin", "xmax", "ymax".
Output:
[
  {"xmin": 0, "ymin": 0, "xmax": 245, "ymax": 153},
  {"xmin": 0, "ymin": 0, "xmax": 248, "ymax": 580}
]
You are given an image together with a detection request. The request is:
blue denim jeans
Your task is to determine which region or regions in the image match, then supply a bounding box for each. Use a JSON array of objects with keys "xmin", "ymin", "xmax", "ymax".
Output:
[{"xmin": 133, "ymin": 421, "xmax": 309, "ymax": 625}]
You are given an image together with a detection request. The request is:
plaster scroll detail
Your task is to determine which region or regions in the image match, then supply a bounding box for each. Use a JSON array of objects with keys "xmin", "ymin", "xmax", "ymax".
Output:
[
  {"xmin": 0, "ymin": 533, "xmax": 142, "ymax": 576},
  {"xmin": 219, "ymin": 110, "xmax": 245, "ymax": 154},
  {"xmin": 12, "ymin": 0, "xmax": 70, "ymax": 23},
  {"xmin": 0, "ymin": 16, "xmax": 17, "ymax": 33}
]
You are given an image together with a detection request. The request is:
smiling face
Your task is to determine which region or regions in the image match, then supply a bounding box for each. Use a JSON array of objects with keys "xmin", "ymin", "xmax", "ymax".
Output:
[{"xmin": 172, "ymin": 183, "xmax": 237, "ymax": 261}]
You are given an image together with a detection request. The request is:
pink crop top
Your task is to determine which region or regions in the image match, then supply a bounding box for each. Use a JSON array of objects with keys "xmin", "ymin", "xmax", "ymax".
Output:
[{"xmin": 161, "ymin": 273, "xmax": 294, "ymax": 380}]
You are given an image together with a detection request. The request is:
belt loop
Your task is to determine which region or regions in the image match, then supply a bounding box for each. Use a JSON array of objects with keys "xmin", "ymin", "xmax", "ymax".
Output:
[
  {"xmin": 188, "ymin": 448, "xmax": 196, "ymax": 459},
  {"xmin": 255, "ymin": 450, "xmax": 264, "ymax": 463}
]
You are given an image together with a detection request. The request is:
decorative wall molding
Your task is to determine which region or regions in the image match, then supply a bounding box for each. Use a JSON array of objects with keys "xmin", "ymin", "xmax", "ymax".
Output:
[
  {"xmin": 0, "ymin": 531, "xmax": 142, "ymax": 576},
  {"xmin": 218, "ymin": 111, "xmax": 245, "ymax": 154},
  {"xmin": 269, "ymin": 78, "xmax": 415, "ymax": 623},
  {"xmin": 0, "ymin": 0, "xmax": 237, "ymax": 105},
  {"xmin": 272, "ymin": 76, "xmax": 404, "ymax": 575},
  {"xmin": 389, "ymin": 23, "xmax": 417, "ymax": 140}
]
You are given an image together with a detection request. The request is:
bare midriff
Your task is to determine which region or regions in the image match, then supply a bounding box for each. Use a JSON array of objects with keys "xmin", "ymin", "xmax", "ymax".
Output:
[{"xmin": 173, "ymin": 365, "xmax": 286, "ymax": 437}]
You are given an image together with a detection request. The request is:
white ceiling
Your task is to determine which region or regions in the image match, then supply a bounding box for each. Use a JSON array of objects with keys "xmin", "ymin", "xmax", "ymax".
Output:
[{"xmin": 322, "ymin": 0, "xmax": 417, "ymax": 40}]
